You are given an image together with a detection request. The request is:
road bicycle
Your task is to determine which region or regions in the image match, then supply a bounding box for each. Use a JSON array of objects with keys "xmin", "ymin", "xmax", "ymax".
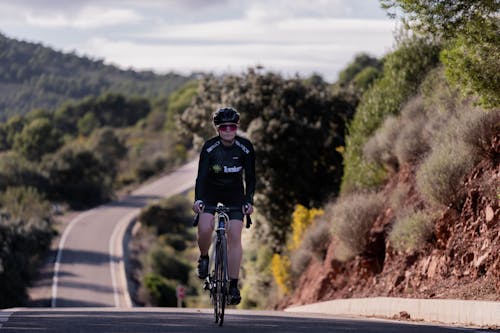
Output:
[{"xmin": 193, "ymin": 203, "xmax": 252, "ymax": 326}]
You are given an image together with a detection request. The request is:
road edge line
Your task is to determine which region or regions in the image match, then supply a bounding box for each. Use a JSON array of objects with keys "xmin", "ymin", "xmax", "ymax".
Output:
[
  {"xmin": 51, "ymin": 210, "xmax": 96, "ymax": 308},
  {"xmin": 109, "ymin": 210, "xmax": 137, "ymax": 308}
]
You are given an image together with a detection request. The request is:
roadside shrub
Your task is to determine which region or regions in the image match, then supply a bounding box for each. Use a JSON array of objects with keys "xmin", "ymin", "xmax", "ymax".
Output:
[
  {"xmin": 288, "ymin": 204, "xmax": 323, "ymax": 251},
  {"xmin": 329, "ymin": 192, "xmax": 384, "ymax": 261},
  {"xmin": 290, "ymin": 248, "xmax": 312, "ymax": 278},
  {"xmin": 394, "ymin": 115, "xmax": 429, "ymax": 165},
  {"xmin": 42, "ymin": 144, "xmax": 113, "ymax": 208},
  {"xmin": 138, "ymin": 195, "xmax": 191, "ymax": 235},
  {"xmin": 148, "ymin": 245, "xmax": 191, "ymax": 284},
  {"xmin": 159, "ymin": 233, "xmax": 193, "ymax": 252},
  {"xmin": 0, "ymin": 151, "xmax": 49, "ymax": 194},
  {"xmin": 389, "ymin": 183, "xmax": 411, "ymax": 211},
  {"xmin": 416, "ymin": 141, "xmax": 474, "ymax": 207},
  {"xmin": 363, "ymin": 116, "xmax": 399, "ymax": 172},
  {"xmin": 0, "ymin": 186, "xmax": 51, "ymax": 221},
  {"xmin": 416, "ymin": 105, "xmax": 489, "ymax": 208},
  {"xmin": 389, "ymin": 210, "xmax": 434, "ymax": 252},
  {"xmin": 302, "ymin": 219, "xmax": 331, "ymax": 261},
  {"xmin": 143, "ymin": 273, "xmax": 177, "ymax": 307},
  {"xmin": 462, "ymin": 109, "xmax": 500, "ymax": 160},
  {"xmin": 271, "ymin": 253, "xmax": 291, "ymax": 294},
  {"xmin": 135, "ymin": 155, "xmax": 166, "ymax": 182},
  {"xmin": 0, "ymin": 203, "xmax": 53, "ymax": 308}
]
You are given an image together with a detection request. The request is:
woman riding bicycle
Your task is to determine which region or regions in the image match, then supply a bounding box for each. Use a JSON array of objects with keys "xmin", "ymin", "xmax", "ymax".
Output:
[{"xmin": 192, "ymin": 107, "xmax": 255, "ymax": 305}]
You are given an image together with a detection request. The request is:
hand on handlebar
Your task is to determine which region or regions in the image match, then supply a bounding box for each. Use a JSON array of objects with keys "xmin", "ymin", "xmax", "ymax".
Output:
[
  {"xmin": 192, "ymin": 200, "xmax": 204, "ymax": 214},
  {"xmin": 243, "ymin": 203, "xmax": 253, "ymax": 215}
]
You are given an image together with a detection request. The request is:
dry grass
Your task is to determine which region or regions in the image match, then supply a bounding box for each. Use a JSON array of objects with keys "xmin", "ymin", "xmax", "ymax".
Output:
[
  {"xmin": 389, "ymin": 209, "xmax": 434, "ymax": 252},
  {"xmin": 363, "ymin": 115, "xmax": 399, "ymax": 172},
  {"xmin": 327, "ymin": 192, "xmax": 384, "ymax": 261},
  {"xmin": 416, "ymin": 141, "xmax": 474, "ymax": 207}
]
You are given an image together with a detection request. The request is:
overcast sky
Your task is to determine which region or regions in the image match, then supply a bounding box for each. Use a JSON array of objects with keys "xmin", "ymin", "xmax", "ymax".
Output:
[{"xmin": 0, "ymin": 0, "xmax": 398, "ymax": 82}]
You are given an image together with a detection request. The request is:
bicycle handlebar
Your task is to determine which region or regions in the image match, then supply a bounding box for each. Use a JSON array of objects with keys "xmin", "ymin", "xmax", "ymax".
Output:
[{"xmin": 193, "ymin": 204, "xmax": 252, "ymax": 229}]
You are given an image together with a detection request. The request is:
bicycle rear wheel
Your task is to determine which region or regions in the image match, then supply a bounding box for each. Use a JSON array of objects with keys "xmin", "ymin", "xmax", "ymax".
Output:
[{"xmin": 213, "ymin": 238, "xmax": 228, "ymax": 326}]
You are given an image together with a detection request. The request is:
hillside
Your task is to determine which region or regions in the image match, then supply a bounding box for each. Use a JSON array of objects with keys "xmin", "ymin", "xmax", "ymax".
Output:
[
  {"xmin": 0, "ymin": 32, "xmax": 192, "ymax": 119},
  {"xmin": 282, "ymin": 149, "xmax": 499, "ymax": 307}
]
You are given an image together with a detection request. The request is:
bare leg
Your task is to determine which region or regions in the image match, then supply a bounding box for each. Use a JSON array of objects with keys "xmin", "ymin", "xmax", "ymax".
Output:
[
  {"xmin": 226, "ymin": 219, "xmax": 243, "ymax": 279},
  {"xmin": 197, "ymin": 213, "xmax": 214, "ymax": 256}
]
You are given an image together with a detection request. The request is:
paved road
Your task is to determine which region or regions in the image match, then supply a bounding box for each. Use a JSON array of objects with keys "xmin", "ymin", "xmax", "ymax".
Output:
[
  {"xmin": 0, "ymin": 308, "xmax": 492, "ymax": 333},
  {"xmin": 48, "ymin": 159, "xmax": 198, "ymax": 307}
]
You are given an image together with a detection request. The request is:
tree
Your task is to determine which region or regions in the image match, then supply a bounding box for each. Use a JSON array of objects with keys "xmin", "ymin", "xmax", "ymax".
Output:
[
  {"xmin": 380, "ymin": 0, "xmax": 499, "ymax": 38},
  {"xmin": 381, "ymin": 0, "xmax": 499, "ymax": 107},
  {"xmin": 77, "ymin": 112, "xmax": 100, "ymax": 136},
  {"xmin": 337, "ymin": 53, "xmax": 382, "ymax": 87},
  {"xmin": 13, "ymin": 118, "xmax": 62, "ymax": 161},
  {"xmin": 179, "ymin": 69, "xmax": 355, "ymax": 250},
  {"xmin": 42, "ymin": 144, "xmax": 112, "ymax": 207}
]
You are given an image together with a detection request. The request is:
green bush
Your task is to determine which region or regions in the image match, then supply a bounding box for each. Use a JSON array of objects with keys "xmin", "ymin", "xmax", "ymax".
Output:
[
  {"xmin": 341, "ymin": 36, "xmax": 440, "ymax": 193},
  {"xmin": 352, "ymin": 66, "xmax": 382, "ymax": 92},
  {"xmin": 416, "ymin": 141, "xmax": 474, "ymax": 207},
  {"xmin": 42, "ymin": 143, "xmax": 113, "ymax": 208},
  {"xmin": 0, "ymin": 151, "xmax": 49, "ymax": 194},
  {"xmin": 389, "ymin": 210, "xmax": 434, "ymax": 252},
  {"xmin": 13, "ymin": 117, "xmax": 62, "ymax": 161},
  {"xmin": 143, "ymin": 273, "xmax": 177, "ymax": 307},
  {"xmin": 441, "ymin": 19, "xmax": 499, "ymax": 108},
  {"xmin": 139, "ymin": 195, "xmax": 191, "ymax": 235},
  {"xmin": 159, "ymin": 233, "xmax": 192, "ymax": 252},
  {"xmin": 148, "ymin": 246, "xmax": 191, "ymax": 284},
  {"xmin": 0, "ymin": 193, "xmax": 54, "ymax": 308},
  {"xmin": 363, "ymin": 116, "xmax": 399, "ymax": 172},
  {"xmin": 328, "ymin": 192, "xmax": 384, "ymax": 261},
  {"xmin": 0, "ymin": 186, "xmax": 51, "ymax": 221}
]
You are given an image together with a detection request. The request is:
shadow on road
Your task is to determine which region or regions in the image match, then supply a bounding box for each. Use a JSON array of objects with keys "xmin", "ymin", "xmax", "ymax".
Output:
[
  {"xmin": 104, "ymin": 195, "xmax": 162, "ymax": 209},
  {"xmin": 58, "ymin": 249, "xmax": 119, "ymax": 265}
]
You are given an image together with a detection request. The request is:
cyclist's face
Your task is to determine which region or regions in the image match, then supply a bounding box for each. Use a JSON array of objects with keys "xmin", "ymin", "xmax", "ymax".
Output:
[{"xmin": 218, "ymin": 122, "xmax": 237, "ymax": 143}]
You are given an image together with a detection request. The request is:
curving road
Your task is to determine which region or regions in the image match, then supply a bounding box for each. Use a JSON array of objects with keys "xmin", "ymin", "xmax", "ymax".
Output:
[{"xmin": 50, "ymin": 159, "xmax": 198, "ymax": 307}]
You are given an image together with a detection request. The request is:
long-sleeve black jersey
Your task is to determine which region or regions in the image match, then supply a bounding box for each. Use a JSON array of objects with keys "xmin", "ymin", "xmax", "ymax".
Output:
[{"xmin": 195, "ymin": 135, "xmax": 256, "ymax": 205}]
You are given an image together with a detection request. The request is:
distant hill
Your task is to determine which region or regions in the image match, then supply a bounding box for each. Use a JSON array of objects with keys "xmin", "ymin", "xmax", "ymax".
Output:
[{"xmin": 0, "ymin": 32, "xmax": 193, "ymax": 120}]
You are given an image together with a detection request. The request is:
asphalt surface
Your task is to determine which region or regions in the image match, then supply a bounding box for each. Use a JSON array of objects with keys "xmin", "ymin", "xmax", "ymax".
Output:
[{"xmin": 1, "ymin": 308, "xmax": 493, "ymax": 333}]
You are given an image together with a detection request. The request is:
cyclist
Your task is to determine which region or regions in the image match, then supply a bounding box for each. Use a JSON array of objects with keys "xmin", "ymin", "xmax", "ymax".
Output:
[{"xmin": 192, "ymin": 107, "xmax": 255, "ymax": 305}]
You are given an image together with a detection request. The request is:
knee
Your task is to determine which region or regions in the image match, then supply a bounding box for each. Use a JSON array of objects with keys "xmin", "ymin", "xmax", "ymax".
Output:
[
  {"xmin": 227, "ymin": 221, "xmax": 243, "ymax": 245},
  {"xmin": 198, "ymin": 215, "xmax": 214, "ymax": 236}
]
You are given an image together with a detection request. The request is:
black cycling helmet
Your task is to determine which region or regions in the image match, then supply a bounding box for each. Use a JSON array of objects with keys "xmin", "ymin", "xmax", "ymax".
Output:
[{"xmin": 213, "ymin": 107, "xmax": 240, "ymax": 126}]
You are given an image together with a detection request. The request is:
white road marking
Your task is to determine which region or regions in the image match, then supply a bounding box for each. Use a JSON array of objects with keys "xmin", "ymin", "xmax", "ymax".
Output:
[
  {"xmin": 51, "ymin": 210, "xmax": 96, "ymax": 308},
  {"xmin": 0, "ymin": 309, "xmax": 19, "ymax": 330}
]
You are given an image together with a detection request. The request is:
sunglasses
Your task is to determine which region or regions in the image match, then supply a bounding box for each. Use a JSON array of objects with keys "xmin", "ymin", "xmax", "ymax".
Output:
[{"xmin": 218, "ymin": 124, "xmax": 237, "ymax": 132}]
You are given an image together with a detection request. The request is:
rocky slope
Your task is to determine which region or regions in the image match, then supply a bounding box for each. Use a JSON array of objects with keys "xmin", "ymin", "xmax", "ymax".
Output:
[{"xmin": 281, "ymin": 136, "xmax": 499, "ymax": 307}]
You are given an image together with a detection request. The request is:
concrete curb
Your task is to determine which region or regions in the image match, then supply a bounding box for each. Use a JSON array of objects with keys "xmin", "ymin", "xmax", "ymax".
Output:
[{"xmin": 285, "ymin": 297, "xmax": 500, "ymax": 327}]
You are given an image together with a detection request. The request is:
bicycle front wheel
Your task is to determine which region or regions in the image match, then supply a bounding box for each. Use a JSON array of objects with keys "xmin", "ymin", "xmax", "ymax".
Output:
[{"xmin": 213, "ymin": 237, "xmax": 228, "ymax": 326}]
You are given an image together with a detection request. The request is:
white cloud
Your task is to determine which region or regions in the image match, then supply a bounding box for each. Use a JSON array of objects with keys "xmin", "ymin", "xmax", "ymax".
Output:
[
  {"xmin": 23, "ymin": 6, "xmax": 143, "ymax": 29},
  {"xmin": 0, "ymin": 0, "xmax": 396, "ymax": 81}
]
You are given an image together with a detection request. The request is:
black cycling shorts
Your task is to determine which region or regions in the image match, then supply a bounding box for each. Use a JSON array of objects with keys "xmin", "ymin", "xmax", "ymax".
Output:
[{"xmin": 203, "ymin": 186, "xmax": 245, "ymax": 221}]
